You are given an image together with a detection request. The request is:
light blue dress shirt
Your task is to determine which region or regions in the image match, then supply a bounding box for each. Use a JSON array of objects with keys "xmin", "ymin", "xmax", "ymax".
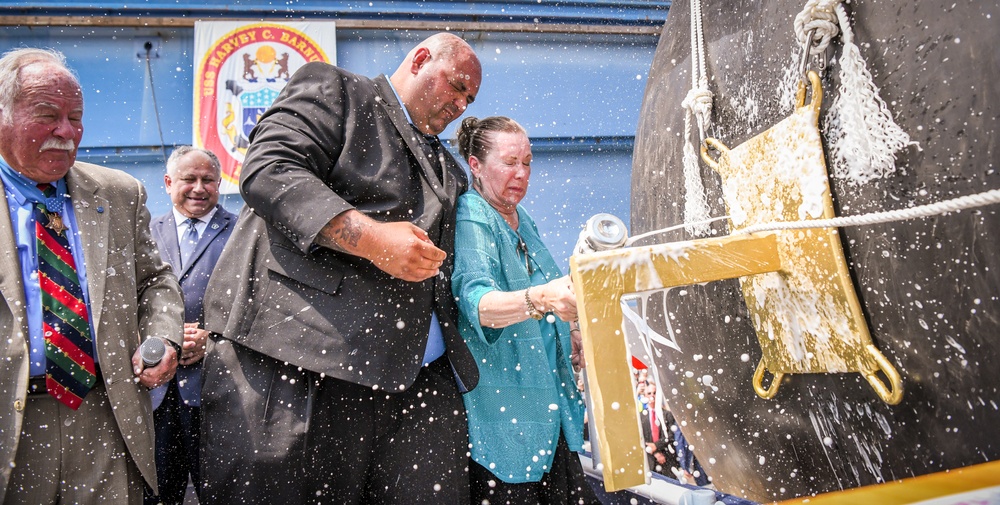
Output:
[
  {"xmin": 0, "ymin": 157, "xmax": 96, "ymax": 377},
  {"xmin": 384, "ymin": 77, "xmax": 445, "ymax": 366}
]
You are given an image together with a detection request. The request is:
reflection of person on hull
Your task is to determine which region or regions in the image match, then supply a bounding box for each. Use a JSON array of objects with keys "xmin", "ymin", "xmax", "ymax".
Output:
[
  {"xmin": 199, "ymin": 33, "xmax": 482, "ymax": 504},
  {"xmin": 642, "ymin": 383, "xmax": 676, "ymax": 473},
  {"xmin": 0, "ymin": 47, "xmax": 183, "ymax": 504},
  {"xmin": 451, "ymin": 116, "xmax": 601, "ymax": 505},
  {"xmin": 674, "ymin": 428, "xmax": 710, "ymax": 486}
]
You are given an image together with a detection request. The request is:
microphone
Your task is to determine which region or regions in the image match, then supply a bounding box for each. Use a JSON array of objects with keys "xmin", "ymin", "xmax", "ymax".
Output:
[{"xmin": 139, "ymin": 337, "xmax": 166, "ymax": 367}]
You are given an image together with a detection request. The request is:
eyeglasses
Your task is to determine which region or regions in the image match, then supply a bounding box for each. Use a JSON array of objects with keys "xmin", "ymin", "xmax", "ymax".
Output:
[{"xmin": 517, "ymin": 234, "xmax": 533, "ymax": 276}]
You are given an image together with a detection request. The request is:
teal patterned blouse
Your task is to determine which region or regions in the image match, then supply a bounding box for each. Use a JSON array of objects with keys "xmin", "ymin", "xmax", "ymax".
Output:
[{"xmin": 452, "ymin": 190, "xmax": 586, "ymax": 484}]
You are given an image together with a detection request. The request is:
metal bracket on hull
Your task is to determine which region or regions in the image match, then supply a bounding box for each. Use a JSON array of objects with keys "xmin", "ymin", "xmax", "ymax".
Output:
[
  {"xmin": 571, "ymin": 232, "xmax": 783, "ymax": 490},
  {"xmin": 700, "ymin": 71, "xmax": 901, "ymax": 406},
  {"xmin": 569, "ymin": 71, "xmax": 901, "ymax": 492}
]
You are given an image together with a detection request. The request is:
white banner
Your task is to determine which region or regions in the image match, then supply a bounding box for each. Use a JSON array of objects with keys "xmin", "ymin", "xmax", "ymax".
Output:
[{"xmin": 193, "ymin": 21, "xmax": 337, "ymax": 193}]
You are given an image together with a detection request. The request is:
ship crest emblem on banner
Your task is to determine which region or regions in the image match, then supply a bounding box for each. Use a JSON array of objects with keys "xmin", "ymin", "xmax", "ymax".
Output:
[{"xmin": 194, "ymin": 22, "xmax": 335, "ymax": 193}]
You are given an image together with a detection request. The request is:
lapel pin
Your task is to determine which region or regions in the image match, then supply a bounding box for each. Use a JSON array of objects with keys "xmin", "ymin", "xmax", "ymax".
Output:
[
  {"xmin": 97, "ymin": 206, "xmax": 105, "ymax": 213},
  {"xmin": 211, "ymin": 223, "xmax": 220, "ymax": 229}
]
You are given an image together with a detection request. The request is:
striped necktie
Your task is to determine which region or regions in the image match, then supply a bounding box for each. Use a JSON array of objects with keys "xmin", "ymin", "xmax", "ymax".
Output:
[
  {"xmin": 179, "ymin": 217, "xmax": 199, "ymax": 269},
  {"xmin": 35, "ymin": 183, "xmax": 96, "ymax": 409}
]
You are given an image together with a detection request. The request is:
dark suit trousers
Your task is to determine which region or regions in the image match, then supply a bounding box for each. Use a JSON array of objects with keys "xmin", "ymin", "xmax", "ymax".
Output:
[
  {"xmin": 200, "ymin": 337, "xmax": 471, "ymax": 504},
  {"xmin": 144, "ymin": 380, "xmax": 201, "ymax": 505}
]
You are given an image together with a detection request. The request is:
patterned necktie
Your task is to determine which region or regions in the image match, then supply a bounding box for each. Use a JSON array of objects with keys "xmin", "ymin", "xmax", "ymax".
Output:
[
  {"xmin": 411, "ymin": 124, "xmax": 444, "ymax": 181},
  {"xmin": 35, "ymin": 183, "xmax": 96, "ymax": 409},
  {"xmin": 425, "ymin": 134, "xmax": 445, "ymax": 180},
  {"xmin": 179, "ymin": 218, "xmax": 199, "ymax": 268}
]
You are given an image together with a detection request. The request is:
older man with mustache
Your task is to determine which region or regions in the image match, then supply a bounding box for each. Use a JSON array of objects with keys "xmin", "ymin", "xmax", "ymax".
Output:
[{"xmin": 0, "ymin": 48, "xmax": 184, "ymax": 504}]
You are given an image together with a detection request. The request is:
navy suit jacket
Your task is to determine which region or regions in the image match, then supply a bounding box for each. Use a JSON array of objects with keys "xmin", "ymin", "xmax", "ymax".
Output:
[{"xmin": 149, "ymin": 204, "xmax": 235, "ymax": 408}]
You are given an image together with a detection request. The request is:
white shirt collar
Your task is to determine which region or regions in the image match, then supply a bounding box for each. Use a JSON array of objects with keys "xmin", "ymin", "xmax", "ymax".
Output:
[{"xmin": 172, "ymin": 205, "xmax": 218, "ymax": 236}]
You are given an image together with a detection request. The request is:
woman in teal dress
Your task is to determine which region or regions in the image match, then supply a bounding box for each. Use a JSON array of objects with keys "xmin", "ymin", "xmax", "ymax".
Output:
[{"xmin": 452, "ymin": 116, "xmax": 600, "ymax": 505}]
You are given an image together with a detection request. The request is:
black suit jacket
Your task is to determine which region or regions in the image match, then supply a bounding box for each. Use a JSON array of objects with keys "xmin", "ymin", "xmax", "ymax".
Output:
[
  {"xmin": 204, "ymin": 63, "xmax": 478, "ymax": 392},
  {"xmin": 149, "ymin": 205, "xmax": 235, "ymax": 408}
]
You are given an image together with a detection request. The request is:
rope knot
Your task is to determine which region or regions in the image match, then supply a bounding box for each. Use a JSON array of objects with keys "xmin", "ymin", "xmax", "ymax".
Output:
[
  {"xmin": 682, "ymin": 87, "xmax": 714, "ymax": 131},
  {"xmin": 794, "ymin": 0, "xmax": 841, "ymax": 54}
]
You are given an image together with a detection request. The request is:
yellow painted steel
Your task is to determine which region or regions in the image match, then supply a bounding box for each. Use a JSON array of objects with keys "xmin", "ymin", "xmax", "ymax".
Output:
[
  {"xmin": 700, "ymin": 71, "xmax": 901, "ymax": 405},
  {"xmin": 569, "ymin": 71, "xmax": 902, "ymax": 491},
  {"xmin": 775, "ymin": 460, "xmax": 1000, "ymax": 505},
  {"xmin": 570, "ymin": 233, "xmax": 782, "ymax": 490}
]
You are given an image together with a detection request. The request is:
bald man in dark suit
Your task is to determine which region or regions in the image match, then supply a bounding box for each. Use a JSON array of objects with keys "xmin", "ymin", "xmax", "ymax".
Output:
[{"xmin": 200, "ymin": 33, "xmax": 483, "ymax": 504}]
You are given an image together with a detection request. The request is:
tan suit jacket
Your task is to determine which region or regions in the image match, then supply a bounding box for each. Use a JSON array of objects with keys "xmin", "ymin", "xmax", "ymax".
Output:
[{"xmin": 0, "ymin": 162, "xmax": 184, "ymax": 499}]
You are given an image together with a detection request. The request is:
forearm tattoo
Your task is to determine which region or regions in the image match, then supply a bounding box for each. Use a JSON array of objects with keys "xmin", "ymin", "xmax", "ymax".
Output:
[{"xmin": 330, "ymin": 214, "xmax": 364, "ymax": 250}]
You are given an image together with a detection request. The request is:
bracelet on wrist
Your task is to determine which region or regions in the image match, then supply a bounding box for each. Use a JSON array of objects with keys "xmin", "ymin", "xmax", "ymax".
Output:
[{"xmin": 524, "ymin": 286, "xmax": 544, "ymax": 320}]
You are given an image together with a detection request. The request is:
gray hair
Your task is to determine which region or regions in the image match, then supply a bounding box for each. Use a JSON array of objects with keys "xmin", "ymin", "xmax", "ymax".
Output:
[
  {"xmin": 167, "ymin": 146, "xmax": 222, "ymax": 177},
  {"xmin": 0, "ymin": 48, "xmax": 80, "ymax": 125}
]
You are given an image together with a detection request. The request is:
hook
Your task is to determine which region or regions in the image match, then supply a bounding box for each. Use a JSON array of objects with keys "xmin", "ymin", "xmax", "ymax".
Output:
[
  {"xmin": 752, "ymin": 360, "xmax": 783, "ymax": 399},
  {"xmin": 797, "ymin": 28, "xmax": 817, "ymax": 83},
  {"xmin": 863, "ymin": 345, "xmax": 904, "ymax": 405}
]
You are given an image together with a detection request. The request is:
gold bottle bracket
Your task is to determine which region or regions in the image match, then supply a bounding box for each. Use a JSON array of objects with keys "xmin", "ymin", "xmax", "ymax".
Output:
[{"xmin": 570, "ymin": 71, "xmax": 901, "ymax": 491}]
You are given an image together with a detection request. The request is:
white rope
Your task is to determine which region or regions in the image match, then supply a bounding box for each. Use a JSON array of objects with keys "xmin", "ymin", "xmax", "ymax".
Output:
[
  {"xmin": 624, "ymin": 215, "xmax": 731, "ymax": 247},
  {"xmin": 619, "ymin": 188, "xmax": 1000, "ymax": 247},
  {"xmin": 824, "ymin": 4, "xmax": 919, "ymax": 185},
  {"xmin": 685, "ymin": 0, "xmax": 712, "ymax": 136},
  {"xmin": 794, "ymin": 0, "xmax": 841, "ymax": 55},
  {"xmin": 680, "ymin": 0, "xmax": 713, "ymax": 237},
  {"xmin": 736, "ymin": 188, "xmax": 1000, "ymax": 235}
]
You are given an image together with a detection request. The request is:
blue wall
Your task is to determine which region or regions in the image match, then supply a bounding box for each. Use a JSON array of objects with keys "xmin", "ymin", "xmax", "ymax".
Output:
[{"xmin": 0, "ymin": 1, "xmax": 668, "ymax": 269}]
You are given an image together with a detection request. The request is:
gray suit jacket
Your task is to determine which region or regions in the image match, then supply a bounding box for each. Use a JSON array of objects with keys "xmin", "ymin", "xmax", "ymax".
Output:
[
  {"xmin": 0, "ymin": 162, "xmax": 184, "ymax": 499},
  {"xmin": 149, "ymin": 205, "xmax": 235, "ymax": 408},
  {"xmin": 204, "ymin": 63, "xmax": 478, "ymax": 392}
]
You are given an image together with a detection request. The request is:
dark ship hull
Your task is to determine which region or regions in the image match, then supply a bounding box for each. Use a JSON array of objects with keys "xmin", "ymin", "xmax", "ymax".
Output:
[{"xmin": 629, "ymin": 0, "xmax": 1000, "ymax": 502}]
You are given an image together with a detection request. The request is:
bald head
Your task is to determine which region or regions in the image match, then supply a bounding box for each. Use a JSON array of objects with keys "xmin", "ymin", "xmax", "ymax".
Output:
[{"xmin": 390, "ymin": 33, "xmax": 482, "ymax": 135}]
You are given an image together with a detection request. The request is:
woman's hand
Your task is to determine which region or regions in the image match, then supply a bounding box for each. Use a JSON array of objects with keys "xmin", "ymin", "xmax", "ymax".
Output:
[
  {"xmin": 477, "ymin": 275, "xmax": 578, "ymax": 329},
  {"xmin": 534, "ymin": 275, "xmax": 577, "ymax": 322}
]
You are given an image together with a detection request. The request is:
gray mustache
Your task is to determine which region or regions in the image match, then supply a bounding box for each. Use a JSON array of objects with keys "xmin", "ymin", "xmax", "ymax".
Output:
[{"xmin": 40, "ymin": 138, "xmax": 76, "ymax": 151}]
